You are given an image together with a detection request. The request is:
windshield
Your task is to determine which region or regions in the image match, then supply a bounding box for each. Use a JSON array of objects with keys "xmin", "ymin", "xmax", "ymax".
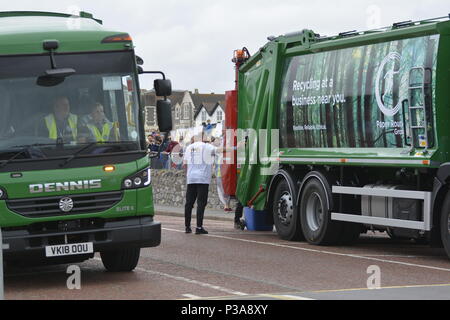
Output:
[{"xmin": 0, "ymin": 51, "xmax": 142, "ymax": 162}]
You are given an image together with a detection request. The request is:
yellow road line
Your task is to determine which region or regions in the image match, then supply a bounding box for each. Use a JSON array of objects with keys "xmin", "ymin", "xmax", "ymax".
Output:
[{"xmin": 310, "ymin": 283, "xmax": 450, "ymax": 294}]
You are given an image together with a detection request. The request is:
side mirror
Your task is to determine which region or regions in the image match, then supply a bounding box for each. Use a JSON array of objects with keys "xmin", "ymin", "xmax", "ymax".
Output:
[
  {"xmin": 154, "ymin": 79, "xmax": 172, "ymax": 97},
  {"xmin": 136, "ymin": 55, "xmax": 144, "ymax": 66},
  {"xmin": 45, "ymin": 68, "xmax": 76, "ymax": 78},
  {"xmin": 157, "ymin": 99, "xmax": 173, "ymax": 132}
]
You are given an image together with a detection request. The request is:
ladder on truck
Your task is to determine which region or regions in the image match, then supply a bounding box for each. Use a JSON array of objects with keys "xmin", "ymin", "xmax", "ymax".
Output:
[{"xmin": 407, "ymin": 67, "xmax": 432, "ymax": 152}]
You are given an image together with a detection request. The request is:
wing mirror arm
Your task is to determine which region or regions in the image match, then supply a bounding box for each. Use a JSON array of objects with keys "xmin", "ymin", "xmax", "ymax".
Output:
[{"xmin": 138, "ymin": 69, "xmax": 173, "ymax": 133}]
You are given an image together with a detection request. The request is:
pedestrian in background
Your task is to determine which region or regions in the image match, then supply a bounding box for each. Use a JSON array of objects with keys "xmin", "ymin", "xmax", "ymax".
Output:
[
  {"xmin": 175, "ymin": 136, "xmax": 185, "ymax": 170},
  {"xmin": 183, "ymin": 130, "xmax": 216, "ymax": 235},
  {"xmin": 211, "ymin": 137, "xmax": 232, "ymax": 212},
  {"xmin": 151, "ymin": 135, "xmax": 164, "ymax": 169},
  {"xmin": 163, "ymin": 135, "xmax": 179, "ymax": 169},
  {"xmin": 234, "ymin": 202, "xmax": 244, "ymax": 229}
]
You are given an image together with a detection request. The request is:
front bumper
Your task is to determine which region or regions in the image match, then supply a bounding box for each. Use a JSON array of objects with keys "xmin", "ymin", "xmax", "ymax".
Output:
[{"xmin": 2, "ymin": 216, "xmax": 161, "ymax": 260}]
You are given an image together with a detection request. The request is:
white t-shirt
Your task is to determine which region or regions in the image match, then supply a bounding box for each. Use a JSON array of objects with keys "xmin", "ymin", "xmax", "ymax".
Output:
[{"xmin": 184, "ymin": 142, "xmax": 216, "ymax": 185}]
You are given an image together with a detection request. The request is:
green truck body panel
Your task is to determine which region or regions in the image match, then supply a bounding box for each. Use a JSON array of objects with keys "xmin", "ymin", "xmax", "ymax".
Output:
[
  {"xmin": 0, "ymin": 13, "xmax": 128, "ymax": 55},
  {"xmin": 0, "ymin": 156, "xmax": 154, "ymax": 228},
  {"xmin": 0, "ymin": 184, "xmax": 155, "ymax": 228},
  {"xmin": 236, "ymin": 19, "xmax": 450, "ymax": 211}
]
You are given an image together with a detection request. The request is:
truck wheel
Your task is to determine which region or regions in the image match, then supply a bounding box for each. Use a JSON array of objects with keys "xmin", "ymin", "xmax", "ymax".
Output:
[
  {"xmin": 273, "ymin": 179, "xmax": 304, "ymax": 241},
  {"xmin": 100, "ymin": 247, "xmax": 141, "ymax": 272},
  {"xmin": 440, "ymin": 195, "xmax": 450, "ymax": 259},
  {"xmin": 300, "ymin": 176, "xmax": 341, "ymax": 245}
]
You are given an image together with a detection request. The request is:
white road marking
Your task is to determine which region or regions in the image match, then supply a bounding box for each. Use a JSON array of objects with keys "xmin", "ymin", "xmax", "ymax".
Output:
[
  {"xmin": 260, "ymin": 294, "xmax": 315, "ymax": 300},
  {"xmin": 163, "ymin": 228, "xmax": 450, "ymax": 273},
  {"xmin": 135, "ymin": 267, "xmax": 248, "ymax": 297},
  {"xmin": 182, "ymin": 294, "xmax": 202, "ymax": 299},
  {"xmin": 93, "ymin": 257, "xmax": 247, "ymax": 297},
  {"xmin": 362, "ymin": 255, "xmax": 423, "ymax": 258}
]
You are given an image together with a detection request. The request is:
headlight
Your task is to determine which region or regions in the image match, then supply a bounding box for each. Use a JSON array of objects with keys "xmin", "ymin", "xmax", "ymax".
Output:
[
  {"xmin": 124, "ymin": 179, "xmax": 133, "ymax": 188},
  {"xmin": 134, "ymin": 177, "xmax": 142, "ymax": 186},
  {"xmin": 123, "ymin": 168, "xmax": 151, "ymax": 189},
  {"xmin": 0, "ymin": 187, "xmax": 7, "ymax": 200}
]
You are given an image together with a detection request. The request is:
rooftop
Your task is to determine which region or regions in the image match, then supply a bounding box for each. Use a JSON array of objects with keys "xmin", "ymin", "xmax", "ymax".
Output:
[{"xmin": 0, "ymin": 11, "xmax": 129, "ymax": 55}]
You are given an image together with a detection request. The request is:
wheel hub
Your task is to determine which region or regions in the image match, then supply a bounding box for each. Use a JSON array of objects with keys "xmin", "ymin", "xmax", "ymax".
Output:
[
  {"xmin": 305, "ymin": 192, "xmax": 324, "ymax": 232},
  {"xmin": 277, "ymin": 192, "xmax": 293, "ymax": 226}
]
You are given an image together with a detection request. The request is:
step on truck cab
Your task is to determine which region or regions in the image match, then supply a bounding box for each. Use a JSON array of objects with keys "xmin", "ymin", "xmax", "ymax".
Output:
[
  {"xmin": 225, "ymin": 15, "xmax": 450, "ymax": 259},
  {"xmin": 0, "ymin": 11, "xmax": 173, "ymax": 271}
]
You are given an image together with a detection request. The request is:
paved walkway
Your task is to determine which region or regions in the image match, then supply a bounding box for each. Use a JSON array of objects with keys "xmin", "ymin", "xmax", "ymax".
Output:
[{"xmin": 155, "ymin": 205, "xmax": 235, "ymax": 221}]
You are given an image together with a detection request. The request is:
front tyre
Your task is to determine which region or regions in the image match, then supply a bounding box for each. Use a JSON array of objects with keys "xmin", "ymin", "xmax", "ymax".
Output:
[
  {"xmin": 300, "ymin": 176, "xmax": 341, "ymax": 245},
  {"xmin": 440, "ymin": 195, "xmax": 450, "ymax": 260},
  {"xmin": 273, "ymin": 179, "xmax": 304, "ymax": 241},
  {"xmin": 100, "ymin": 247, "xmax": 141, "ymax": 272}
]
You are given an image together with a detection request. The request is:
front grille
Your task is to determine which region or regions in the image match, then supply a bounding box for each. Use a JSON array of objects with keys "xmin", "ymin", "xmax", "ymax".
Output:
[{"xmin": 7, "ymin": 191, "xmax": 123, "ymax": 218}]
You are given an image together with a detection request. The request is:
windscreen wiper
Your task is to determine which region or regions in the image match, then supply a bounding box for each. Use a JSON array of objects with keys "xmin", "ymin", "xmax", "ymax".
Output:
[
  {"xmin": 0, "ymin": 149, "xmax": 28, "ymax": 169},
  {"xmin": 0, "ymin": 144, "xmax": 50, "ymax": 169},
  {"xmin": 59, "ymin": 142, "xmax": 99, "ymax": 168},
  {"xmin": 59, "ymin": 141, "xmax": 140, "ymax": 168}
]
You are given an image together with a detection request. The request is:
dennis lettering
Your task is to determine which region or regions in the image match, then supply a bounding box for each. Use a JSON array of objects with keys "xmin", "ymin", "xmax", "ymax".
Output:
[{"xmin": 30, "ymin": 179, "xmax": 102, "ymax": 194}]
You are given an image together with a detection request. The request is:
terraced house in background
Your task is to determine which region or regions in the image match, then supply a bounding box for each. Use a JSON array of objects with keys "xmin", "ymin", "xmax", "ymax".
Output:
[
  {"xmin": 143, "ymin": 89, "xmax": 225, "ymax": 131},
  {"xmin": 0, "ymin": 11, "xmax": 173, "ymax": 271}
]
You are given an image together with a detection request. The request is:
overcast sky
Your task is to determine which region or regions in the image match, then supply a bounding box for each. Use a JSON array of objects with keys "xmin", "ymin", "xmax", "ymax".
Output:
[{"xmin": 3, "ymin": 1, "xmax": 450, "ymax": 93}]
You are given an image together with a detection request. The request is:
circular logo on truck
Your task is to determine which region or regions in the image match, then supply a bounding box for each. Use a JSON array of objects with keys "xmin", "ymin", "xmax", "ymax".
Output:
[
  {"xmin": 375, "ymin": 52, "xmax": 402, "ymax": 117},
  {"xmin": 59, "ymin": 197, "xmax": 74, "ymax": 213}
]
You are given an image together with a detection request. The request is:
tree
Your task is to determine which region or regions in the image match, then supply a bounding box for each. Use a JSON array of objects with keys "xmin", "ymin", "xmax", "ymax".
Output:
[
  {"xmin": 356, "ymin": 46, "xmax": 368, "ymax": 147},
  {"xmin": 325, "ymin": 51, "xmax": 336, "ymax": 147},
  {"xmin": 344, "ymin": 48, "xmax": 357, "ymax": 147},
  {"xmin": 363, "ymin": 44, "xmax": 378, "ymax": 147},
  {"xmin": 285, "ymin": 56, "xmax": 301, "ymax": 148},
  {"xmin": 332, "ymin": 50, "xmax": 342, "ymax": 148},
  {"xmin": 393, "ymin": 40, "xmax": 404, "ymax": 147}
]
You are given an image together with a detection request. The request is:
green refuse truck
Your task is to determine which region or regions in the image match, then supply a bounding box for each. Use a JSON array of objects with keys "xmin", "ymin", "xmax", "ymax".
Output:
[
  {"xmin": 226, "ymin": 15, "xmax": 450, "ymax": 259},
  {"xmin": 0, "ymin": 11, "xmax": 173, "ymax": 271}
]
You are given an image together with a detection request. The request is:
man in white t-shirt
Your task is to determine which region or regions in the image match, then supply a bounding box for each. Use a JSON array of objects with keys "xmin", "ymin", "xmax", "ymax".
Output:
[{"xmin": 183, "ymin": 131, "xmax": 216, "ymax": 235}]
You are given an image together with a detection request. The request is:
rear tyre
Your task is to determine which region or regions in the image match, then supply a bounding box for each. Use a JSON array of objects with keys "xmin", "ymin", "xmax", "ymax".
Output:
[
  {"xmin": 273, "ymin": 179, "xmax": 304, "ymax": 241},
  {"xmin": 440, "ymin": 195, "xmax": 450, "ymax": 259},
  {"xmin": 300, "ymin": 176, "xmax": 342, "ymax": 245},
  {"xmin": 100, "ymin": 247, "xmax": 141, "ymax": 272}
]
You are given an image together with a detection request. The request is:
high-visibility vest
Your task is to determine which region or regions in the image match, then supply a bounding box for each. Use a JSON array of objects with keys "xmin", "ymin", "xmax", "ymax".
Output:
[
  {"xmin": 217, "ymin": 165, "xmax": 222, "ymax": 178},
  {"xmin": 216, "ymin": 153, "xmax": 222, "ymax": 178},
  {"xmin": 87, "ymin": 122, "xmax": 113, "ymax": 142},
  {"xmin": 45, "ymin": 114, "xmax": 78, "ymax": 141}
]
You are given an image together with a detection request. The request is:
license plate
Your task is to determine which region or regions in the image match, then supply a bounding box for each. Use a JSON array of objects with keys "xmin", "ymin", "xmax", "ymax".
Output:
[{"xmin": 45, "ymin": 242, "xmax": 94, "ymax": 258}]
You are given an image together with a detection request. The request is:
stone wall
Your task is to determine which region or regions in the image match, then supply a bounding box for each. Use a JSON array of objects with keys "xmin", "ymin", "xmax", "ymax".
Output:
[{"xmin": 151, "ymin": 170, "xmax": 234, "ymax": 209}]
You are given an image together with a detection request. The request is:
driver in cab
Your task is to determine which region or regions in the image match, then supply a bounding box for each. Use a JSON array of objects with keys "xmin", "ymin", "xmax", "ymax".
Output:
[
  {"xmin": 39, "ymin": 96, "xmax": 88, "ymax": 144},
  {"xmin": 83, "ymin": 102, "xmax": 119, "ymax": 143}
]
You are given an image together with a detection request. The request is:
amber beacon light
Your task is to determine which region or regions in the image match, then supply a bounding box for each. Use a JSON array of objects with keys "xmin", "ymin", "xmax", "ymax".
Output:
[
  {"xmin": 103, "ymin": 165, "xmax": 116, "ymax": 172},
  {"xmin": 101, "ymin": 33, "xmax": 132, "ymax": 43}
]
